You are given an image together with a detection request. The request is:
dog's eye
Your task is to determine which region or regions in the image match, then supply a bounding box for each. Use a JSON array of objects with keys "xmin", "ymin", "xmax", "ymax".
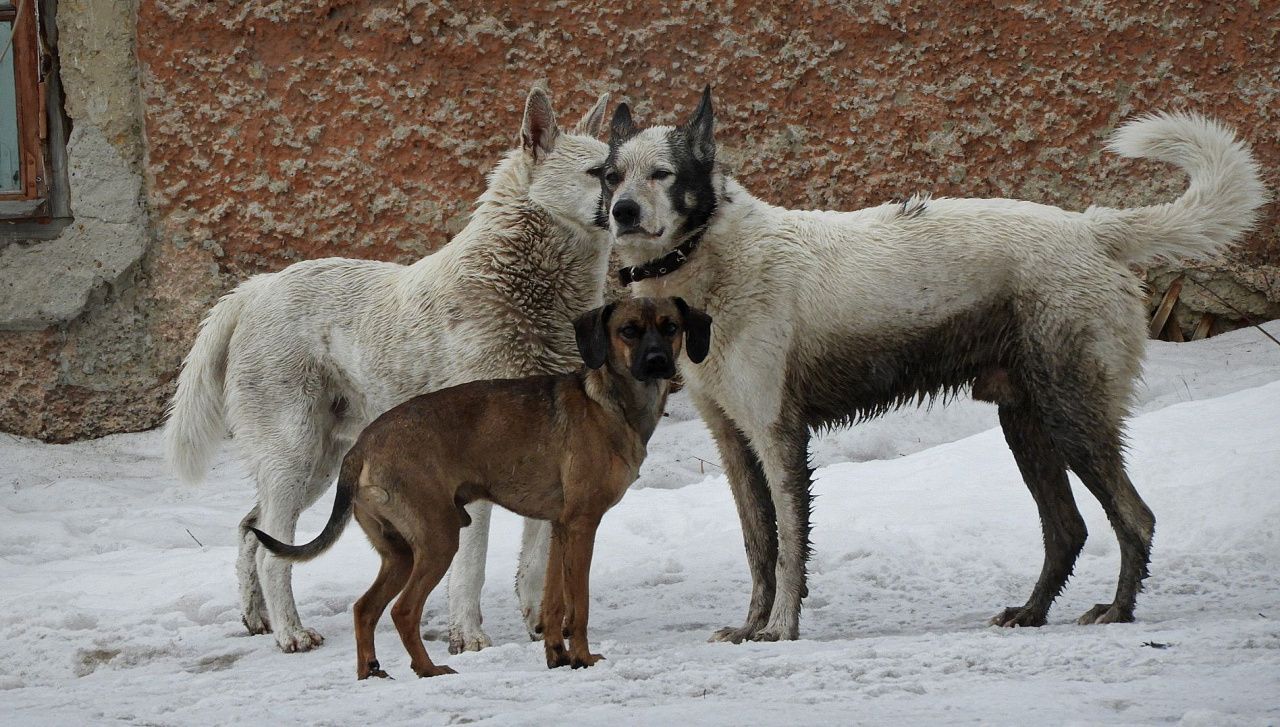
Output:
[
  {"xmin": 586, "ymin": 165, "xmax": 605, "ymax": 179},
  {"xmin": 619, "ymin": 325, "xmax": 641, "ymax": 339},
  {"xmin": 659, "ymin": 321, "xmax": 678, "ymax": 336},
  {"xmin": 650, "ymin": 170, "xmax": 672, "ymax": 181},
  {"xmin": 604, "ymin": 170, "xmax": 622, "ymax": 187}
]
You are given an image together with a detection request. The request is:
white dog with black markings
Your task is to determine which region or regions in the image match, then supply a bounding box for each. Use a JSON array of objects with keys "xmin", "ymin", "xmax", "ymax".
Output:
[
  {"xmin": 165, "ymin": 87, "xmax": 612, "ymax": 653},
  {"xmin": 602, "ymin": 87, "xmax": 1266, "ymax": 642}
]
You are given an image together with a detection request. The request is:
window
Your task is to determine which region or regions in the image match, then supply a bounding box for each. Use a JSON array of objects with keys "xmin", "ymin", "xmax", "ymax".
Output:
[{"xmin": 0, "ymin": 0, "xmax": 68, "ymax": 234}]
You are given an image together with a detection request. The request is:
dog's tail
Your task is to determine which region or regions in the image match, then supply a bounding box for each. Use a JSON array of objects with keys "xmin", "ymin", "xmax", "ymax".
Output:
[
  {"xmin": 250, "ymin": 453, "xmax": 359, "ymax": 562},
  {"xmin": 1091, "ymin": 112, "xmax": 1268, "ymax": 265},
  {"xmin": 163, "ymin": 281, "xmax": 257, "ymax": 484}
]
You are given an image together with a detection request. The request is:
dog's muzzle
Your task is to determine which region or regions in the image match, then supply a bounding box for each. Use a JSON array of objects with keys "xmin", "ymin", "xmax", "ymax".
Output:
[{"xmin": 634, "ymin": 349, "xmax": 675, "ymax": 381}]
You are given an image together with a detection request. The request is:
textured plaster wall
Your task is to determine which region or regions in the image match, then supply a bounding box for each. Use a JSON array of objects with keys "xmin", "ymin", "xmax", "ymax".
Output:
[
  {"xmin": 3, "ymin": 0, "xmax": 1279, "ymax": 441},
  {"xmin": 0, "ymin": 0, "xmax": 168, "ymax": 440}
]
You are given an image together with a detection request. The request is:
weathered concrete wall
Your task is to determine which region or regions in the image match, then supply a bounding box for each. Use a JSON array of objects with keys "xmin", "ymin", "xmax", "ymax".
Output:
[
  {"xmin": 0, "ymin": 0, "xmax": 162, "ymax": 440},
  {"xmin": 2, "ymin": 0, "xmax": 1278, "ymax": 441}
]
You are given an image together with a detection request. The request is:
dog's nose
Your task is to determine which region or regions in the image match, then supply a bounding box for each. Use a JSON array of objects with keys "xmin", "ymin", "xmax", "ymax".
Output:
[
  {"xmin": 642, "ymin": 351, "xmax": 672, "ymax": 377},
  {"xmin": 612, "ymin": 199, "xmax": 641, "ymax": 228}
]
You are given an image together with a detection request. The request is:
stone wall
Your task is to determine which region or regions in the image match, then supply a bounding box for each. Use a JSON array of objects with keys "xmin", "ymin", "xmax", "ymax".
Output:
[{"xmin": 2, "ymin": 0, "xmax": 1277, "ymax": 441}]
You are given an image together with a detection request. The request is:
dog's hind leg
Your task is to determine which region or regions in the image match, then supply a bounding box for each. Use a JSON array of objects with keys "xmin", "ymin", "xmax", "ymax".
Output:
[
  {"xmin": 237, "ymin": 503, "xmax": 271, "ymax": 634},
  {"xmin": 703, "ymin": 399, "xmax": 780, "ymax": 644},
  {"xmin": 353, "ymin": 511, "xmax": 412, "ymax": 680},
  {"xmin": 446, "ymin": 500, "xmax": 494, "ymax": 654},
  {"xmin": 990, "ymin": 398, "xmax": 1088, "ymax": 627},
  {"xmin": 391, "ymin": 511, "xmax": 461, "ymax": 678},
  {"xmin": 1032, "ymin": 344, "xmax": 1154, "ymax": 624},
  {"xmin": 1058, "ymin": 426, "xmax": 1153, "ymax": 625},
  {"xmin": 250, "ymin": 434, "xmax": 343, "ymax": 652},
  {"xmin": 516, "ymin": 517, "xmax": 551, "ymax": 641}
]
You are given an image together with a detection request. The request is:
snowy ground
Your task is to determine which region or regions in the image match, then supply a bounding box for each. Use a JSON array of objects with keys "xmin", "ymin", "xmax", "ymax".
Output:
[{"xmin": 2, "ymin": 323, "xmax": 1279, "ymax": 726}]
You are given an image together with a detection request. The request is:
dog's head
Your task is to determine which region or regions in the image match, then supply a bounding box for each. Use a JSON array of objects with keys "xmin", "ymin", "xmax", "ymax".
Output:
[
  {"xmin": 600, "ymin": 86, "xmax": 721, "ymax": 261},
  {"xmin": 573, "ymin": 297, "xmax": 712, "ymax": 382},
  {"xmin": 519, "ymin": 87, "xmax": 612, "ymax": 237}
]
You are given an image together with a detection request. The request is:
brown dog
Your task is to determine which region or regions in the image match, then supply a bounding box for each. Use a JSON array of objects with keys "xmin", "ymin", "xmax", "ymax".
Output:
[{"xmin": 251, "ymin": 297, "xmax": 711, "ymax": 679}]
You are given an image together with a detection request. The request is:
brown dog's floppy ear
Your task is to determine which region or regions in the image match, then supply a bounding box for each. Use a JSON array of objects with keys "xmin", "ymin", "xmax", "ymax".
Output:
[
  {"xmin": 573, "ymin": 303, "xmax": 615, "ymax": 369},
  {"xmin": 673, "ymin": 297, "xmax": 712, "ymax": 364}
]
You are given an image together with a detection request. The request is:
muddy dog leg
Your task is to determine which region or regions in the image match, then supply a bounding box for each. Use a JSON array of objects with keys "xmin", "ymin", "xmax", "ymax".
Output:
[
  {"xmin": 752, "ymin": 423, "xmax": 813, "ymax": 642},
  {"xmin": 703, "ymin": 399, "xmax": 780, "ymax": 644},
  {"xmin": 990, "ymin": 399, "xmax": 1088, "ymax": 627},
  {"xmin": 1066, "ymin": 442, "xmax": 1154, "ymax": 625},
  {"xmin": 1037, "ymin": 373, "xmax": 1155, "ymax": 624},
  {"xmin": 446, "ymin": 500, "xmax": 494, "ymax": 654},
  {"xmin": 353, "ymin": 512, "xmax": 413, "ymax": 680},
  {"xmin": 541, "ymin": 525, "xmax": 571, "ymax": 668}
]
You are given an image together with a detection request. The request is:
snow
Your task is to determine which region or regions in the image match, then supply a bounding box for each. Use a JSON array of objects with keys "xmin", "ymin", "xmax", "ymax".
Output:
[{"xmin": 2, "ymin": 322, "xmax": 1279, "ymax": 726}]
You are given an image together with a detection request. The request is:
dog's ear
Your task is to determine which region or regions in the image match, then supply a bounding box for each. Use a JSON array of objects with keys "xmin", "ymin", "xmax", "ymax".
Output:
[
  {"xmin": 609, "ymin": 102, "xmax": 637, "ymax": 144},
  {"xmin": 573, "ymin": 93, "xmax": 610, "ymax": 138},
  {"xmin": 683, "ymin": 85, "xmax": 715, "ymax": 165},
  {"xmin": 674, "ymin": 297, "xmax": 712, "ymax": 364},
  {"xmin": 573, "ymin": 303, "xmax": 615, "ymax": 370},
  {"xmin": 522, "ymin": 87, "xmax": 560, "ymax": 159}
]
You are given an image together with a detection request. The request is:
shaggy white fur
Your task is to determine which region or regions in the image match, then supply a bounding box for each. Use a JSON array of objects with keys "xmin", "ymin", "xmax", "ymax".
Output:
[{"xmin": 165, "ymin": 89, "xmax": 612, "ymax": 654}]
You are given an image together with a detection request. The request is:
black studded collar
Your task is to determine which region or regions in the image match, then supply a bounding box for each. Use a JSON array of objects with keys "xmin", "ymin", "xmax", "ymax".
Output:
[{"xmin": 617, "ymin": 232, "xmax": 703, "ymax": 287}]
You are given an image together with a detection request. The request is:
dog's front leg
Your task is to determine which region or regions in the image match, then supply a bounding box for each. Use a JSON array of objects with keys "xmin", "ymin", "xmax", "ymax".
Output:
[
  {"xmin": 748, "ymin": 422, "xmax": 813, "ymax": 642},
  {"xmin": 446, "ymin": 500, "xmax": 494, "ymax": 654},
  {"xmin": 540, "ymin": 525, "xmax": 571, "ymax": 668},
  {"xmin": 562, "ymin": 516, "xmax": 604, "ymax": 668},
  {"xmin": 700, "ymin": 397, "xmax": 779, "ymax": 644}
]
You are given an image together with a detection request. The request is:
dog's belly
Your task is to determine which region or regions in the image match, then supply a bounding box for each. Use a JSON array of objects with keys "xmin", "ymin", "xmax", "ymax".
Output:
[{"xmin": 787, "ymin": 300, "xmax": 1020, "ymax": 430}]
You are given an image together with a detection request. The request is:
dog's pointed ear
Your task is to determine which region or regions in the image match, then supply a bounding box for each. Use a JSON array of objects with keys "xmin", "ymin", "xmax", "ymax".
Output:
[
  {"xmin": 684, "ymin": 85, "xmax": 715, "ymax": 164},
  {"xmin": 573, "ymin": 93, "xmax": 610, "ymax": 138},
  {"xmin": 609, "ymin": 102, "xmax": 637, "ymax": 145},
  {"xmin": 573, "ymin": 303, "xmax": 615, "ymax": 370},
  {"xmin": 674, "ymin": 297, "xmax": 713, "ymax": 364},
  {"xmin": 521, "ymin": 87, "xmax": 560, "ymax": 159}
]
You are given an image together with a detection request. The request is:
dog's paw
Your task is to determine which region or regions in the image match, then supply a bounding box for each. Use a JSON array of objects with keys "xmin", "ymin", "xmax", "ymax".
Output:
[
  {"xmin": 413, "ymin": 663, "xmax": 457, "ymax": 678},
  {"xmin": 708, "ymin": 624, "xmax": 762, "ymax": 644},
  {"xmin": 275, "ymin": 627, "xmax": 324, "ymax": 653},
  {"xmin": 1077, "ymin": 603, "xmax": 1134, "ymax": 625},
  {"xmin": 448, "ymin": 626, "xmax": 492, "ymax": 655},
  {"xmin": 748, "ymin": 623, "xmax": 798, "ymax": 643},
  {"xmin": 545, "ymin": 644, "xmax": 571, "ymax": 669},
  {"xmin": 522, "ymin": 607, "xmax": 545, "ymax": 642},
  {"xmin": 570, "ymin": 653, "xmax": 605, "ymax": 669},
  {"xmin": 358, "ymin": 659, "xmax": 393, "ymax": 680},
  {"xmin": 989, "ymin": 606, "xmax": 1047, "ymax": 628},
  {"xmin": 242, "ymin": 611, "xmax": 271, "ymax": 636}
]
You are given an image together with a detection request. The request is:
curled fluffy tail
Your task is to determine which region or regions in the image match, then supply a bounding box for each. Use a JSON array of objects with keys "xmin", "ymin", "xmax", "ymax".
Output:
[
  {"xmin": 250, "ymin": 454, "xmax": 359, "ymax": 562},
  {"xmin": 163, "ymin": 283, "xmax": 256, "ymax": 484},
  {"xmin": 1093, "ymin": 112, "xmax": 1268, "ymax": 265}
]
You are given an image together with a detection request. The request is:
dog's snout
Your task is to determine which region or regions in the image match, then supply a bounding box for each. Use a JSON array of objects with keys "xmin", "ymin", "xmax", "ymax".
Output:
[
  {"xmin": 612, "ymin": 199, "xmax": 641, "ymax": 228},
  {"xmin": 643, "ymin": 351, "xmax": 669, "ymax": 368},
  {"xmin": 637, "ymin": 348, "xmax": 674, "ymax": 380}
]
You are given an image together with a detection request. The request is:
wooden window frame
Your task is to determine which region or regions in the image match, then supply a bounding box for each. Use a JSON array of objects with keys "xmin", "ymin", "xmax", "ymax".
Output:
[{"xmin": 0, "ymin": 0, "xmax": 69, "ymax": 235}]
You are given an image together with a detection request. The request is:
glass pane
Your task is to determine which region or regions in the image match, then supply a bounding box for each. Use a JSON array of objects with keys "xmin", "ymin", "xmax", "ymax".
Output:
[{"xmin": 0, "ymin": 20, "xmax": 20, "ymax": 193}]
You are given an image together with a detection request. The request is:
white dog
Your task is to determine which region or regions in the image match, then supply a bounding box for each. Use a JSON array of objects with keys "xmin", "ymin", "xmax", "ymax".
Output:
[
  {"xmin": 602, "ymin": 87, "xmax": 1266, "ymax": 642},
  {"xmin": 165, "ymin": 88, "xmax": 612, "ymax": 653}
]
